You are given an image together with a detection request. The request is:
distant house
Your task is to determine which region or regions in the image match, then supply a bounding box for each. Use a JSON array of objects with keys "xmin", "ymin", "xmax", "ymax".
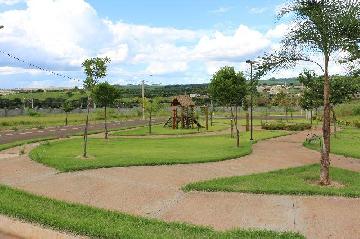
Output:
[{"xmin": 269, "ymin": 85, "xmax": 287, "ymax": 95}]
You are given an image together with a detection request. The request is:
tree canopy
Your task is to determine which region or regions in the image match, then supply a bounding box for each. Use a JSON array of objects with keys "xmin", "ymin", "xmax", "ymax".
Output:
[
  {"xmin": 208, "ymin": 66, "xmax": 248, "ymax": 107},
  {"xmin": 93, "ymin": 82, "xmax": 120, "ymax": 108},
  {"xmin": 82, "ymin": 57, "xmax": 111, "ymax": 91},
  {"xmin": 299, "ymin": 71, "xmax": 360, "ymax": 110}
]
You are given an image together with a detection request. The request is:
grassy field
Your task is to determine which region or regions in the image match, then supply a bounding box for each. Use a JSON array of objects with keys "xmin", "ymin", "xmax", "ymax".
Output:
[
  {"xmin": 0, "ymin": 185, "xmax": 303, "ymax": 239},
  {"xmin": 0, "ymin": 109, "xmax": 142, "ymax": 131},
  {"xmin": 30, "ymin": 130, "xmax": 289, "ymax": 172},
  {"xmin": 184, "ymin": 164, "xmax": 360, "ymax": 197},
  {"xmin": 112, "ymin": 121, "xmax": 228, "ymax": 136},
  {"xmin": 0, "ymin": 91, "xmax": 85, "ymax": 100},
  {"xmin": 304, "ymin": 128, "xmax": 360, "ymax": 159}
]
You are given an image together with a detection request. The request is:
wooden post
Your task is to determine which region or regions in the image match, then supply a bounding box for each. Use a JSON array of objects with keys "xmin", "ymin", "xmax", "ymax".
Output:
[
  {"xmin": 191, "ymin": 106, "xmax": 194, "ymax": 129},
  {"xmin": 181, "ymin": 106, "xmax": 185, "ymax": 129},
  {"xmin": 172, "ymin": 107, "xmax": 177, "ymax": 129}
]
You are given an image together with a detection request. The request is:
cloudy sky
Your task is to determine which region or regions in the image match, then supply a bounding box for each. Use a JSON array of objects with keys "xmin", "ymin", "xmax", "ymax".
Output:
[{"xmin": 0, "ymin": 0, "xmax": 349, "ymax": 88}]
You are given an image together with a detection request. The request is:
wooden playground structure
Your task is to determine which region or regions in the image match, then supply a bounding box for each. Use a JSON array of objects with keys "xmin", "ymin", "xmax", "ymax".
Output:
[{"xmin": 164, "ymin": 95, "xmax": 208, "ymax": 130}]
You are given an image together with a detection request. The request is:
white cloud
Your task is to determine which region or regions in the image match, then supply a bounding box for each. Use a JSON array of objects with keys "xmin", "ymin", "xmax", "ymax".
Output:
[
  {"xmin": 0, "ymin": 66, "xmax": 43, "ymax": 75},
  {"xmin": 249, "ymin": 7, "xmax": 267, "ymax": 14},
  {"xmin": 266, "ymin": 23, "xmax": 289, "ymax": 39},
  {"xmin": 146, "ymin": 61, "xmax": 188, "ymax": 75},
  {"xmin": 194, "ymin": 25, "xmax": 271, "ymax": 61},
  {"xmin": 0, "ymin": 0, "xmax": 349, "ymax": 88},
  {"xmin": 98, "ymin": 44, "xmax": 129, "ymax": 63}
]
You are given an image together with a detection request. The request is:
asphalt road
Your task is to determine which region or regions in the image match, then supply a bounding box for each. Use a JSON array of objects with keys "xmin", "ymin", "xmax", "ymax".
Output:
[{"xmin": 0, "ymin": 118, "xmax": 164, "ymax": 145}]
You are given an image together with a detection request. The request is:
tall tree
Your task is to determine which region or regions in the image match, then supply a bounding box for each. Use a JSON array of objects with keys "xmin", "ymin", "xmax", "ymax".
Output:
[
  {"xmin": 256, "ymin": 0, "xmax": 360, "ymax": 185},
  {"xmin": 209, "ymin": 66, "xmax": 247, "ymax": 147},
  {"xmin": 93, "ymin": 82, "xmax": 120, "ymax": 139},
  {"xmin": 81, "ymin": 57, "xmax": 110, "ymax": 157}
]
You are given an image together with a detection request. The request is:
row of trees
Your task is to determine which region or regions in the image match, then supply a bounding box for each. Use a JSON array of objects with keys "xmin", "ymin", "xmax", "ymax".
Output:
[
  {"xmin": 0, "ymin": 97, "xmax": 88, "ymax": 109},
  {"xmin": 209, "ymin": 0, "xmax": 359, "ymax": 186},
  {"xmin": 299, "ymin": 71, "xmax": 360, "ymax": 134}
]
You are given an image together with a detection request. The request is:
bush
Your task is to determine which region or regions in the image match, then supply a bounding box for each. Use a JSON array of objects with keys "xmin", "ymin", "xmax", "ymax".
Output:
[
  {"xmin": 261, "ymin": 122, "xmax": 312, "ymax": 131},
  {"xmin": 26, "ymin": 109, "xmax": 41, "ymax": 117},
  {"xmin": 353, "ymin": 106, "xmax": 360, "ymax": 116},
  {"xmin": 354, "ymin": 121, "xmax": 360, "ymax": 129}
]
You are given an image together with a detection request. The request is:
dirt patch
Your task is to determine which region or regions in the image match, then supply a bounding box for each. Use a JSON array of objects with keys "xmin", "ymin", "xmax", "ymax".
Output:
[{"xmin": 307, "ymin": 179, "xmax": 345, "ymax": 188}]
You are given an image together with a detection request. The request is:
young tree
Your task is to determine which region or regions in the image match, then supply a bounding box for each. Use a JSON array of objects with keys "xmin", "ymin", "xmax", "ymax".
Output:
[
  {"xmin": 142, "ymin": 97, "xmax": 163, "ymax": 134},
  {"xmin": 209, "ymin": 66, "xmax": 247, "ymax": 147},
  {"xmin": 93, "ymin": 82, "xmax": 120, "ymax": 139},
  {"xmin": 62, "ymin": 100, "xmax": 75, "ymax": 126},
  {"xmin": 81, "ymin": 57, "xmax": 111, "ymax": 157},
  {"xmin": 299, "ymin": 71, "xmax": 360, "ymax": 134},
  {"xmin": 256, "ymin": 0, "xmax": 360, "ymax": 185}
]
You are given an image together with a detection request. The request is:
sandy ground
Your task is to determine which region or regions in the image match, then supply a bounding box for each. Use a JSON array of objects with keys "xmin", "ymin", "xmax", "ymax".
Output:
[{"xmin": 0, "ymin": 129, "xmax": 359, "ymax": 239}]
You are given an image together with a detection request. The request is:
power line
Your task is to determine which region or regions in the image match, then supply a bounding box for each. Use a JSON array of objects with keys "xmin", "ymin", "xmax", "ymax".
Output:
[{"xmin": 0, "ymin": 49, "xmax": 81, "ymax": 82}]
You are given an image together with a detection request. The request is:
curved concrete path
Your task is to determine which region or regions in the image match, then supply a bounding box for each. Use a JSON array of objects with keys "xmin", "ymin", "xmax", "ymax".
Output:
[{"xmin": 0, "ymin": 129, "xmax": 359, "ymax": 239}]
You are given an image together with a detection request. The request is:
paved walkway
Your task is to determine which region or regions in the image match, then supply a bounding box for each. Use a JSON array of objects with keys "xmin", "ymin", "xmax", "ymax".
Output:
[{"xmin": 0, "ymin": 129, "xmax": 359, "ymax": 238}]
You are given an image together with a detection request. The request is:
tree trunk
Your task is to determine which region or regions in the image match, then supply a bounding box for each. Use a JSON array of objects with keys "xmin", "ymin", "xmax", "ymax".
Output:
[
  {"xmin": 205, "ymin": 106, "xmax": 209, "ymax": 130},
  {"xmin": 104, "ymin": 106, "xmax": 108, "ymax": 139},
  {"xmin": 235, "ymin": 106, "xmax": 239, "ymax": 148},
  {"xmin": 210, "ymin": 100, "xmax": 213, "ymax": 127},
  {"xmin": 245, "ymin": 112, "xmax": 250, "ymax": 132},
  {"xmin": 230, "ymin": 107, "xmax": 234, "ymax": 138},
  {"xmin": 331, "ymin": 106, "xmax": 337, "ymax": 138},
  {"xmin": 83, "ymin": 97, "xmax": 91, "ymax": 158},
  {"xmin": 149, "ymin": 110, "xmax": 152, "ymax": 134},
  {"xmin": 310, "ymin": 110, "xmax": 313, "ymax": 126},
  {"xmin": 320, "ymin": 55, "xmax": 331, "ymax": 185},
  {"xmin": 65, "ymin": 112, "xmax": 68, "ymax": 126}
]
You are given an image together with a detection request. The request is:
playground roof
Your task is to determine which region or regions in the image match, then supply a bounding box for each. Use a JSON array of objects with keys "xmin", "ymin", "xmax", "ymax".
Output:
[{"xmin": 171, "ymin": 95, "xmax": 195, "ymax": 107}]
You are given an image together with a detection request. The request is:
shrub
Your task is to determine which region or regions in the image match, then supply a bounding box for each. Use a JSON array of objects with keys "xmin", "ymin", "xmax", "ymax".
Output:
[
  {"xmin": 354, "ymin": 121, "xmax": 360, "ymax": 129},
  {"xmin": 353, "ymin": 106, "xmax": 360, "ymax": 116},
  {"xmin": 26, "ymin": 109, "xmax": 41, "ymax": 117},
  {"xmin": 261, "ymin": 122, "xmax": 312, "ymax": 131}
]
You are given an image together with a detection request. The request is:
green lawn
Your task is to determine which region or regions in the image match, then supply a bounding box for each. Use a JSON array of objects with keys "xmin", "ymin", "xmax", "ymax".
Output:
[
  {"xmin": 112, "ymin": 122, "xmax": 228, "ymax": 136},
  {"xmin": 304, "ymin": 128, "xmax": 360, "ymax": 159},
  {"xmin": 30, "ymin": 130, "xmax": 289, "ymax": 172},
  {"xmin": 0, "ymin": 185, "xmax": 303, "ymax": 239},
  {"xmin": 184, "ymin": 164, "xmax": 360, "ymax": 198},
  {"xmin": 0, "ymin": 137, "xmax": 58, "ymax": 152}
]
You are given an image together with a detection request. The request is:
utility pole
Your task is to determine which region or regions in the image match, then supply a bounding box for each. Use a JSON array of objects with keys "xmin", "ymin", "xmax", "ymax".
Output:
[
  {"xmin": 246, "ymin": 60, "xmax": 256, "ymax": 141},
  {"xmin": 142, "ymin": 80, "xmax": 145, "ymax": 120}
]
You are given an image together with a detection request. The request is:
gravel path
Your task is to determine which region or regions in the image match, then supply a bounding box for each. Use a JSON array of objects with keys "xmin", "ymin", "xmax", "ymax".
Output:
[{"xmin": 0, "ymin": 129, "xmax": 359, "ymax": 239}]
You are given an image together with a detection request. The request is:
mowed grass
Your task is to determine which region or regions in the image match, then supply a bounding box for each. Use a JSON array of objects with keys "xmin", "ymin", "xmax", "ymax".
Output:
[
  {"xmin": 304, "ymin": 128, "xmax": 360, "ymax": 159},
  {"xmin": 0, "ymin": 109, "xmax": 141, "ymax": 131},
  {"xmin": 30, "ymin": 130, "xmax": 289, "ymax": 172},
  {"xmin": 184, "ymin": 164, "xmax": 360, "ymax": 198},
  {"xmin": 0, "ymin": 185, "xmax": 303, "ymax": 239},
  {"xmin": 112, "ymin": 122, "xmax": 228, "ymax": 136}
]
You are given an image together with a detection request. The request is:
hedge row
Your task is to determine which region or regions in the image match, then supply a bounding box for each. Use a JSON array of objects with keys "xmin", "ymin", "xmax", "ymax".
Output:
[{"xmin": 261, "ymin": 122, "xmax": 312, "ymax": 131}]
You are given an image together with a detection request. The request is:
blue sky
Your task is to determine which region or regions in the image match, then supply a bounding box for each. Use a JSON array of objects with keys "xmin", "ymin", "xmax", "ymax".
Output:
[
  {"xmin": 0, "ymin": 0, "xmax": 344, "ymax": 89},
  {"xmin": 87, "ymin": 0, "xmax": 283, "ymax": 30}
]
